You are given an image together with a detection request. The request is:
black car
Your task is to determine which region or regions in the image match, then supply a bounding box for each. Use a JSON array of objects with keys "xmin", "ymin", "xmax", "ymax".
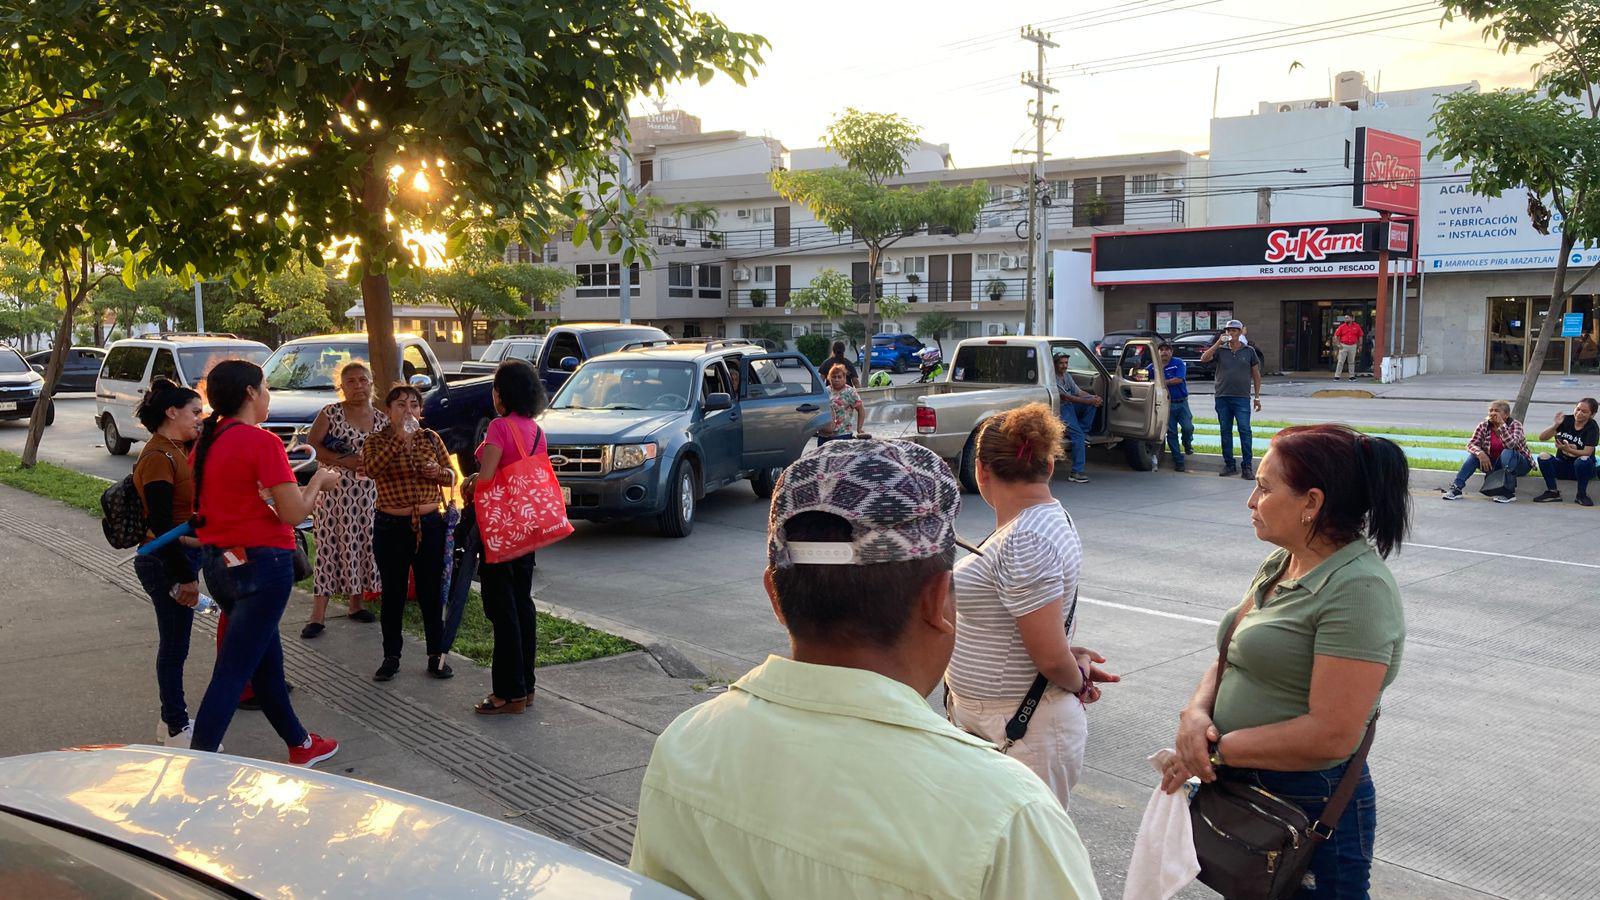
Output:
[
  {"xmin": 1170, "ymin": 329, "xmax": 1223, "ymax": 380},
  {"xmin": 26, "ymin": 346, "xmax": 105, "ymax": 393},
  {"xmin": 1094, "ymin": 330, "xmax": 1163, "ymax": 369}
]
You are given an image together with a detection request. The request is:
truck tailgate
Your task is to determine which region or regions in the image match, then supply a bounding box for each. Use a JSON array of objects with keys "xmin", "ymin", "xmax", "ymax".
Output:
[
  {"xmin": 909, "ymin": 385, "xmax": 1052, "ymax": 458},
  {"xmin": 859, "ymin": 382, "xmax": 1046, "ymax": 446}
]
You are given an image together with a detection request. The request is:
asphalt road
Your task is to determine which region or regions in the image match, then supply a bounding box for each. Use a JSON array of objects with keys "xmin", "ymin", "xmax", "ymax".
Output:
[{"xmin": 524, "ymin": 456, "xmax": 1595, "ymax": 900}]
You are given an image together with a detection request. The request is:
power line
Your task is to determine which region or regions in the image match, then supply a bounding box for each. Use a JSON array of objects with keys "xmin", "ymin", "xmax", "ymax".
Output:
[{"xmin": 1069, "ymin": 15, "xmax": 1447, "ymax": 77}]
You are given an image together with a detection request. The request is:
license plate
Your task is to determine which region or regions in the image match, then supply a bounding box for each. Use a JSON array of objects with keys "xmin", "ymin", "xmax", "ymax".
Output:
[
  {"xmin": 561, "ymin": 486, "xmax": 571, "ymax": 505},
  {"xmin": 0, "ymin": 402, "xmax": 15, "ymax": 412}
]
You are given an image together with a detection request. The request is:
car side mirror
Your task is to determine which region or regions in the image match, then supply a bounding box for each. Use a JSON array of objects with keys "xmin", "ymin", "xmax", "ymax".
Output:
[
  {"xmin": 408, "ymin": 374, "xmax": 433, "ymax": 391},
  {"xmin": 703, "ymin": 392, "xmax": 732, "ymax": 412},
  {"xmin": 32, "ymin": 364, "xmax": 45, "ymax": 374},
  {"xmin": 559, "ymin": 356, "xmax": 580, "ymax": 372}
]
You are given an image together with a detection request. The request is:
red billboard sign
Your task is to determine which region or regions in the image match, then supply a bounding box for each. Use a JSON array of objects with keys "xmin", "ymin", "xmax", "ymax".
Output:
[
  {"xmin": 1352, "ymin": 127, "xmax": 1421, "ymax": 216},
  {"xmin": 1386, "ymin": 219, "xmax": 1412, "ymax": 254}
]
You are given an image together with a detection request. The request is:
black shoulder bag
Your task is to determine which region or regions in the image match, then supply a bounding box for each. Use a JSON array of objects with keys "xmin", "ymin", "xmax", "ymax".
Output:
[{"xmin": 1189, "ymin": 598, "xmax": 1378, "ymax": 900}]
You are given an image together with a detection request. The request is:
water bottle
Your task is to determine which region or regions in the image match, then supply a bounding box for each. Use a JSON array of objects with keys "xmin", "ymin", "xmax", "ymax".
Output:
[
  {"xmin": 171, "ymin": 585, "xmax": 217, "ymax": 614},
  {"xmin": 403, "ymin": 416, "xmax": 420, "ymax": 435}
]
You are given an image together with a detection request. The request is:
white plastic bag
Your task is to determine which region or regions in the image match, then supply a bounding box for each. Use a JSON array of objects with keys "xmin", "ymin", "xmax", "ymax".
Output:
[{"xmin": 1123, "ymin": 749, "xmax": 1201, "ymax": 900}]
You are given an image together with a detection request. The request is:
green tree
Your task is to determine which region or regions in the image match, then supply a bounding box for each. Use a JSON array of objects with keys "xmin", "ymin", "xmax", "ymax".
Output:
[
  {"xmin": 220, "ymin": 263, "xmax": 345, "ymax": 344},
  {"xmin": 836, "ymin": 318, "xmax": 867, "ymax": 353},
  {"xmin": 92, "ymin": 273, "xmax": 185, "ymax": 341},
  {"xmin": 1, "ymin": 0, "xmax": 764, "ymax": 398},
  {"xmin": 771, "ymin": 109, "xmax": 986, "ymax": 382},
  {"xmin": 744, "ymin": 321, "xmax": 786, "ymax": 347},
  {"xmin": 915, "ymin": 312, "xmax": 958, "ymax": 352},
  {"xmin": 792, "ymin": 267, "xmax": 907, "ymax": 330},
  {"xmin": 1432, "ymin": 0, "xmax": 1600, "ymax": 419},
  {"xmin": 0, "ymin": 244, "xmax": 57, "ymax": 351}
]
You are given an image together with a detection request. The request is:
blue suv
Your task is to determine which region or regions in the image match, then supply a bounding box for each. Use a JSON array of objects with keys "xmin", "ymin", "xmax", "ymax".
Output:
[{"xmin": 859, "ymin": 333, "xmax": 925, "ymax": 374}]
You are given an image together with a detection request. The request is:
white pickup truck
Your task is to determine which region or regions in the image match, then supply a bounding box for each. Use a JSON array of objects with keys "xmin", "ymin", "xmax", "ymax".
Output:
[{"xmin": 864, "ymin": 335, "xmax": 1170, "ymax": 492}]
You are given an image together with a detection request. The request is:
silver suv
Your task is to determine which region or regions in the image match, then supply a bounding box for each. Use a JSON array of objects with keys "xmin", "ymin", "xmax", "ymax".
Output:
[{"xmin": 95, "ymin": 333, "xmax": 270, "ymax": 455}]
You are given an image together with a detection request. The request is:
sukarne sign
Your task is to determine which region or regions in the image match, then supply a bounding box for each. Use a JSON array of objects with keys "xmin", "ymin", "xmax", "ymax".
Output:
[
  {"xmin": 1352, "ymin": 127, "xmax": 1422, "ymax": 216},
  {"xmin": 1091, "ymin": 220, "xmax": 1418, "ymax": 285}
]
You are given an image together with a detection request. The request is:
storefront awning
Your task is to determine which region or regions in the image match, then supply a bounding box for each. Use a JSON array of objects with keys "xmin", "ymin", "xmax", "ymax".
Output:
[{"xmin": 1092, "ymin": 219, "xmax": 1416, "ymax": 286}]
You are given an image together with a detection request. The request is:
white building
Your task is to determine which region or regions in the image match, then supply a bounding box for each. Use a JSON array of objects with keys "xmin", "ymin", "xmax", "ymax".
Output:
[{"xmin": 550, "ymin": 111, "xmax": 1205, "ymax": 350}]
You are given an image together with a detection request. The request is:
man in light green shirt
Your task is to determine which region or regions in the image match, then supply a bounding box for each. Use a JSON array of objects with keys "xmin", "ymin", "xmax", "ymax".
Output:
[{"xmin": 629, "ymin": 440, "xmax": 1100, "ymax": 899}]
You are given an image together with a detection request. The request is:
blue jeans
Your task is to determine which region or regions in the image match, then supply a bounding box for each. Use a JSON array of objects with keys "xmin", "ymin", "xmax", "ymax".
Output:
[
  {"xmin": 132, "ymin": 552, "xmax": 198, "ymax": 733},
  {"xmin": 1215, "ymin": 396, "xmax": 1253, "ymax": 468},
  {"xmin": 1540, "ymin": 453, "xmax": 1596, "ymax": 496},
  {"xmin": 1166, "ymin": 397, "xmax": 1194, "ymax": 462},
  {"xmin": 1059, "ymin": 401, "xmax": 1097, "ymax": 474},
  {"xmin": 191, "ymin": 546, "xmax": 308, "ymax": 752},
  {"xmin": 1453, "ymin": 448, "xmax": 1531, "ymax": 494},
  {"xmin": 1231, "ymin": 761, "xmax": 1377, "ymax": 899}
]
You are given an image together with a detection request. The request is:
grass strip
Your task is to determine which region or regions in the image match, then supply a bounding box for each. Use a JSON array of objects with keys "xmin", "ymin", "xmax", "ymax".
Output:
[
  {"xmin": 1194, "ymin": 417, "xmax": 1476, "ymax": 439},
  {"xmin": 299, "ymin": 533, "xmax": 638, "ymax": 668},
  {"xmin": 0, "ymin": 448, "xmax": 109, "ymax": 516},
  {"xmin": 0, "ymin": 458, "xmax": 637, "ymax": 670}
]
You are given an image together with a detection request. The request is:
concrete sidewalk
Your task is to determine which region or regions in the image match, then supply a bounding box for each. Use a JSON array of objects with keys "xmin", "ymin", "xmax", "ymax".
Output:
[
  {"xmin": 1188, "ymin": 370, "xmax": 1600, "ymax": 403},
  {"xmin": 0, "ymin": 483, "xmax": 714, "ymax": 865}
]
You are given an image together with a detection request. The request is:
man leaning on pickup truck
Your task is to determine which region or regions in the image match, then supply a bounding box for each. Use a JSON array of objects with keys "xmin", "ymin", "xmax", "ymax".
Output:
[{"xmin": 1053, "ymin": 352, "xmax": 1100, "ymax": 484}]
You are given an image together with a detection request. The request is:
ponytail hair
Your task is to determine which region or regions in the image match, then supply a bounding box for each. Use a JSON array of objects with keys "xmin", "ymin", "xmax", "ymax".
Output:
[
  {"xmin": 135, "ymin": 377, "xmax": 201, "ymax": 433},
  {"xmin": 191, "ymin": 359, "xmax": 265, "ymax": 511},
  {"xmin": 976, "ymin": 402, "xmax": 1063, "ymax": 483},
  {"xmin": 1270, "ymin": 424, "xmax": 1411, "ymax": 558}
]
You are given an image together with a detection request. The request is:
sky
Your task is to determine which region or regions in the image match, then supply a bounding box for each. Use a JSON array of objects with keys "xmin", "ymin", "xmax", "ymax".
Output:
[{"xmin": 637, "ymin": 0, "xmax": 1542, "ymax": 170}]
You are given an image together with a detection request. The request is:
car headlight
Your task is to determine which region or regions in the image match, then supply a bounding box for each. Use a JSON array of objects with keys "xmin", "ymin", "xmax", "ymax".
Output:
[
  {"xmin": 612, "ymin": 443, "xmax": 658, "ymax": 470},
  {"xmin": 28, "ymin": 382, "xmax": 43, "ymax": 396}
]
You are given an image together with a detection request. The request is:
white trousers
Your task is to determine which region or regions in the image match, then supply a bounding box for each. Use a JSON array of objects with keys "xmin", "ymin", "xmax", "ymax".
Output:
[
  {"xmin": 948, "ymin": 684, "xmax": 1087, "ymax": 809},
  {"xmin": 1334, "ymin": 343, "xmax": 1359, "ymax": 377}
]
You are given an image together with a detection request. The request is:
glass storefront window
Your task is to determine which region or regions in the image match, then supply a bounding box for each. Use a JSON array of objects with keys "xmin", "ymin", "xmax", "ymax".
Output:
[
  {"xmin": 1151, "ymin": 303, "xmax": 1234, "ymax": 336},
  {"xmin": 1487, "ymin": 296, "xmax": 1593, "ymax": 374},
  {"xmin": 1572, "ymin": 296, "xmax": 1600, "ymax": 374}
]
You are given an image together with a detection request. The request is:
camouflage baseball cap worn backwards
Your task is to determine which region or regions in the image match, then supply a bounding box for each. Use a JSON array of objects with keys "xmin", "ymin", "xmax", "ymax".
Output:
[{"xmin": 768, "ymin": 439, "xmax": 974, "ymax": 568}]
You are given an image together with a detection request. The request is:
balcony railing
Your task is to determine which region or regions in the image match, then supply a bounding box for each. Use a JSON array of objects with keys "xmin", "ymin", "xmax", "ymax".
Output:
[
  {"xmin": 978, "ymin": 197, "xmax": 1185, "ymax": 233},
  {"xmin": 728, "ymin": 277, "xmax": 1030, "ymax": 310}
]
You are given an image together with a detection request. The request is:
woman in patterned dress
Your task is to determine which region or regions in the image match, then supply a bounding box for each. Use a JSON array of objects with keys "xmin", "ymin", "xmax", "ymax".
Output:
[{"xmin": 300, "ymin": 361, "xmax": 387, "ymax": 639}]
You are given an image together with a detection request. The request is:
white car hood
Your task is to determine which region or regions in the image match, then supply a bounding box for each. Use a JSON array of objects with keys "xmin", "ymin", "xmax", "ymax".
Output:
[{"xmin": 0, "ymin": 746, "xmax": 682, "ymax": 898}]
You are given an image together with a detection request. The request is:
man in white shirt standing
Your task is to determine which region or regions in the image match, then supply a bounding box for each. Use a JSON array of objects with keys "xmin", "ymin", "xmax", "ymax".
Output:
[{"xmin": 629, "ymin": 439, "xmax": 1101, "ymax": 900}]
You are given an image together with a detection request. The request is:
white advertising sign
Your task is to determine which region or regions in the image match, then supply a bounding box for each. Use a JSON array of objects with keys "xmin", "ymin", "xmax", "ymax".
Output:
[{"xmin": 1422, "ymin": 180, "xmax": 1600, "ymax": 273}]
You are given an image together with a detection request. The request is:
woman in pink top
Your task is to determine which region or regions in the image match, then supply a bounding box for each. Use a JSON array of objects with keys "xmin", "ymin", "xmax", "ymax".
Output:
[{"xmin": 463, "ymin": 359, "xmax": 547, "ymax": 715}]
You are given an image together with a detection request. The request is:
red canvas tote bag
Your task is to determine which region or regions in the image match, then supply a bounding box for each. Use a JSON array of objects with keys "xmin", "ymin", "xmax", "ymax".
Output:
[{"xmin": 475, "ymin": 420, "xmax": 573, "ymax": 563}]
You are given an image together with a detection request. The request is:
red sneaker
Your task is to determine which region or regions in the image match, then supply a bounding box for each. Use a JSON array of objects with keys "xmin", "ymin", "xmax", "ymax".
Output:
[{"xmin": 288, "ymin": 733, "xmax": 339, "ymax": 768}]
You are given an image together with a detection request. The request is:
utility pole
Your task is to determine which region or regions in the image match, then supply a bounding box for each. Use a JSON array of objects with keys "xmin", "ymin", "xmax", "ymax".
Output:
[
  {"xmin": 1255, "ymin": 186, "xmax": 1273, "ymax": 224},
  {"xmin": 1021, "ymin": 27, "xmax": 1060, "ymax": 336},
  {"xmin": 616, "ymin": 112, "xmax": 633, "ymax": 324},
  {"xmin": 193, "ymin": 281, "xmax": 206, "ymax": 333}
]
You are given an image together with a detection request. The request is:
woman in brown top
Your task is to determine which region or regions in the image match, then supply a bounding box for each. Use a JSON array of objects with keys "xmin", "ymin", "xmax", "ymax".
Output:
[
  {"xmin": 362, "ymin": 385, "xmax": 455, "ymax": 683},
  {"xmin": 130, "ymin": 377, "xmax": 206, "ymax": 748}
]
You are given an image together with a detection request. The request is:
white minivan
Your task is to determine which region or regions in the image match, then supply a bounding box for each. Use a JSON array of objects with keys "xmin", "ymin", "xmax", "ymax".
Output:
[{"xmin": 95, "ymin": 333, "xmax": 270, "ymax": 455}]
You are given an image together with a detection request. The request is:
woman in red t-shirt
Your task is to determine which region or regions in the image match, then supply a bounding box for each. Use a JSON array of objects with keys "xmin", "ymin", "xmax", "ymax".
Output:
[
  {"xmin": 462, "ymin": 360, "xmax": 547, "ymax": 715},
  {"xmin": 188, "ymin": 359, "xmax": 344, "ymax": 767}
]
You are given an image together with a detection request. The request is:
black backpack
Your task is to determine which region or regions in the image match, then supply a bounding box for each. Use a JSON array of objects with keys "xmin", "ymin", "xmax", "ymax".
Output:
[{"xmin": 101, "ymin": 475, "xmax": 147, "ymax": 549}]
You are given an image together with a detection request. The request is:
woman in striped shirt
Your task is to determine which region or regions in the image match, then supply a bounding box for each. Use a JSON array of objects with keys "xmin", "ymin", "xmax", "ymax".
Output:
[{"xmin": 945, "ymin": 402, "xmax": 1116, "ymax": 807}]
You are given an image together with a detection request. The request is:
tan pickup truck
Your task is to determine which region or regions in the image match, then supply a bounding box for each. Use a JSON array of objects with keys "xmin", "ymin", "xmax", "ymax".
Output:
[{"xmin": 864, "ymin": 335, "xmax": 1170, "ymax": 492}]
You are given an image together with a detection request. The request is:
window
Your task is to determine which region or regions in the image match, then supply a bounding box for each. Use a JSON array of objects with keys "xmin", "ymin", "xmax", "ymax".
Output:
[
  {"xmin": 697, "ymin": 264, "xmax": 722, "ymax": 299},
  {"xmin": 682, "ymin": 322, "xmax": 703, "ymax": 338},
  {"xmin": 401, "ymin": 343, "xmax": 438, "ymax": 385},
  {"xmin": 575, "ymin": 263, "xmax": 621, "ymax": 298},
  {"xmin": 506, "ymin": 341, "xmax": 543, "ymax": 363},
  {"xmin": 902, "ymin": 256, "xmax": 926, "ymax": 277},
  {"xmin": 149, "ymin": 349, "xmax": 179, "ymax": 383},
  {"xmin": 668, "ymin": 263, "xmax": 693, "ymax": 298},
  {"xmin": 701, "ymin": 360, "xmax": 732, "ymax": 401},
  {"xmin": 472, "ymin": 321, "xmax": 491, "ymax": 346},
  {"xmin": 754, "ymin": 265, "xmax": 774, "ymax": 283},
  {"xmin": 1052, "ymin": 181, "xmax": 1070, "ymax": 201},
  {"xmin": 544, "ymin": 332, "xmax": 582, "ymax": 367},
  {"xmin": 481, "ymin": 341, "xmax": 508, "ymax": 363},
  {"xmin": 975, "ymin": 253, "xmax": 1000, "ymax": 272},
  {"xmin": 751, "ymin": 208, "xmax": 773, "ymax": 225},
  {"xmin": 543, "ymin": 244, "xmax": 559, "ymax": 263},
  {"xmin": 948, "ymin": 320, "xmax": 985, "ymax": 340},
  {"xmin": 950, "ymin": 345, "xmax": 1040, "ymax": 384},
  {"xmin": 102, "ymin": 346, "xmax": 152, "ymax": 382},
  {"xmin": 629, "ymin": 262, "xmax": 641, "ymax": 297},
  {"xmin": 1131, "ymin": 174, "xmax": 1160, "ymax": 195},
  {"xmin": 1344, "ymin": 140, "xmax": 1352, "ymax": 169}
]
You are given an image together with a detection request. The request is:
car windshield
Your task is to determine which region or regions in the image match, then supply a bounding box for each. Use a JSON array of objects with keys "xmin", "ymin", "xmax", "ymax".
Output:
[
  {"xmin": 0, "ymin": 348, "xmax": 27, "ymax": 373},
  {"xmin": 263, "ymin": 342, "xmax": 367, "ymax": 390},
  {"xmin": 551, "ymin": 362, "xmax": 695, "ymax": 411},
  {"xmin": 872, "ymin": 337, "xmax": 895, "ymax": 347},
  {"xmin": 178, "ymin": 346, "xmax": 267, "ymax": 382}
]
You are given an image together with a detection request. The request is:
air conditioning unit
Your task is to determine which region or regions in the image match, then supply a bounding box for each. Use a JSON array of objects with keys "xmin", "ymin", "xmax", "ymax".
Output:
[
  {"xmin": 1277, "ymin": 103, "xmax": 1294, "ymax": 113},
  {"xmin": 999, "ymin": 255, "xmax": 1022, "ymax": 270},
  {"xmin": 1162, "ymin": 178, "xmax": 1185, "ymax": 193},
  {"xmin": 880, "ymin": 259, "xmax": 901, "ymax": 275},
  {"xmin": 731, "ymin": 267, "xmax": 751, "ymax": 282},
  {"xmin": 736, "ymin": 209, "xmax": 751, "ymax": 219}
]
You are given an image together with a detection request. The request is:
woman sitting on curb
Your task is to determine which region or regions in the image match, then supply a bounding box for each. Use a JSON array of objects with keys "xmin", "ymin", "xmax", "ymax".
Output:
[{"xmin": 1442, "ymin": 400, "xmax": 1533, "ymax": 503}]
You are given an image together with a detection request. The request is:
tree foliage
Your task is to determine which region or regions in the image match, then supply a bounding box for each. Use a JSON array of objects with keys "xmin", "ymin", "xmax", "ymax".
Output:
[
  {"xmin": 92, "ymin": 273, "xmax": 185, "ymax": 340},
  {"xmin": 771, "ymin": 109, "xmax": 984, "ymax": 380},
  {"xmin": 0, "ymin": 244, "xmax": 57, "ymax": 350},
  {"xmin": 1, "ymin": 0, "xmax": 765, "ymax": 393},
  {"xmin": 915, "ymin": 312, "xmax": 959, "ymax": 351},
  {"xmin": 1432, "ymin": 0, "xmax": 1600, "ymax": 418},
  {"xmin": 218, "ymin": 263, "xmax": 345, "ymax": 343}
]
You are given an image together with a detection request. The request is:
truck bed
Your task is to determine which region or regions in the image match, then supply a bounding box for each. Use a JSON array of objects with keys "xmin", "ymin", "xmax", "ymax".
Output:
[{"xmin": 860, "ymin": 381, "xmax": 1038, "ymax": 443}]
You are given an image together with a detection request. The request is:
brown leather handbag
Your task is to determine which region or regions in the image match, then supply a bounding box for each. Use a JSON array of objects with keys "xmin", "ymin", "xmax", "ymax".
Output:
[{"xmin": 1189, "ymin": 599, "xmax": 1378, "ymax": 900}]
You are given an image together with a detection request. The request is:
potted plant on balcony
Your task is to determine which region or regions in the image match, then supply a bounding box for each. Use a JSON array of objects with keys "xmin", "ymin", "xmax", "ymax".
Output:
[
  {"xmin": 906, "ymin": 272, "xmax": 921, "ymax": 284},
  {"xmin": 749, "ymin": 288, "xmax": 768, "ymax": 308},
  {"xmin": 986, "ymin": 278, "xmax": 1006, "ymax": 302},
  {"xmin": 1083, "ymin": 194, "xmax": 1110, "ymax": 226},
  {"xmin": 707, "ymin": 231, "xmax": 724, "ymax": 249}
]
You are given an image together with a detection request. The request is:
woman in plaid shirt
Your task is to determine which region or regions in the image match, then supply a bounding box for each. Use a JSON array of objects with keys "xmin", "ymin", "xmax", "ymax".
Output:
[{"xmin": 1443, "ymin": 400, "xmax": 1533, "ymax": 502}]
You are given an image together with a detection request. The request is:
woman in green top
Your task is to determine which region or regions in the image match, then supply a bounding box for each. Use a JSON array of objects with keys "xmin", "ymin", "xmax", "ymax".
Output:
[{"xmin": 1161, "ymin": 424, "xmax": 1409, "ymax": 898}]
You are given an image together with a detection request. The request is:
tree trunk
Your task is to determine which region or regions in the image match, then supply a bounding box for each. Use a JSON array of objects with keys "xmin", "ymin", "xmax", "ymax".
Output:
[
  {"xmin": 359, "ymin": 160, "xmax": 399, "ymax": 397},
  {"xmin": 459, "ymin": 311, "xmax": 474, "ymax": 360},
  {"xmin": 1512, "ymin": 230, "xmax": 1578, "ymax": 423},
  {"xmin": 21, "ymin": 283, "xmax": 83, "ymax": 467},
  {"xmin": 862, "ymin": 244, "xmax": 880, "ymax": 386}
]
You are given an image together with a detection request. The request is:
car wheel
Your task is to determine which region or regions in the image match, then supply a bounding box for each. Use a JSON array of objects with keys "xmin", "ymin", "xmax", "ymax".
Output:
[
  {"xmin": 892, "ymin": 358, "xmax": 907, "ymax": 375},
  {"xmin": 958, "ymin": 430, "xmax": 981, "ymax": 494},
  {"xmin": 103, "ymin": 416, "xmax": 132, "ymax": 456},
  {"xmin": 1122, "ymin": 439, "xmax": 1159, "ymax": 472},
  {"xmin": 750, "ymin": 465, "xmax": 782, "ymax": 499},
  {"xmin": 658, "ymin": 459, "xmax": 698, "ymax": 538}
]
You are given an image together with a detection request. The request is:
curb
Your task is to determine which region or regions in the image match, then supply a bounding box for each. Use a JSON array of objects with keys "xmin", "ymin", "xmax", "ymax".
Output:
[{"xmin": 533, "ymin": 598, "xmax": 756, "ymax": 682}]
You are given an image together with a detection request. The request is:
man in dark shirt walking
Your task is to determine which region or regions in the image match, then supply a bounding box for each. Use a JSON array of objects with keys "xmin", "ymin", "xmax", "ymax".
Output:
[
  {"xmin": 1199, "ymin": 319, "xmax": 1262, "ymax": 480},
  {"xmin": 823, "ymin": 340, "xmax": 859, "ymax": 388}
]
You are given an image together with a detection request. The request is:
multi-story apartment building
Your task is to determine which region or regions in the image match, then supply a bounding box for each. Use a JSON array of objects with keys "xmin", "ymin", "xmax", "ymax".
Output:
[{"xmin": 550, "ymin": 114, "xmax": 1205, "ymax": 350}]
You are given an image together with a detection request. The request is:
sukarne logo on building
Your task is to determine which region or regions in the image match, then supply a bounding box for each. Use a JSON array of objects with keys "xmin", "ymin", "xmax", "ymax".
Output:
[{"xmin": 1264, "ymin": 227, "xmax": 1365, "ymax": 263}]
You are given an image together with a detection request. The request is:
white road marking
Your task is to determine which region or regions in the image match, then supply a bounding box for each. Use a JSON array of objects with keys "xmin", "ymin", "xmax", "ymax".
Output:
[
  {"xmin": 1407, "ymin": 542, "xmax": 1600, "ymax": 570},
  {"xmin": 1078, "ymin": 596, "xmax": 1216, "ymax": 625}
]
